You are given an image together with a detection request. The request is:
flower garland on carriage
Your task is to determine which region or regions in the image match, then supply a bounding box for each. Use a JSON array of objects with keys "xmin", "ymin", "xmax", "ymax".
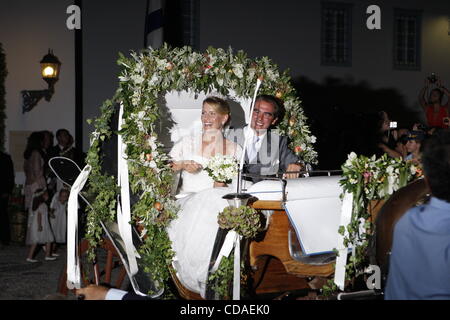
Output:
[
  {"xmin": 69, "ymin": 43, "xmax": 424, "ymax": 300},
  {"xmin": 81, "ymin": 44, "xmax": 317, "ymax": 298}
]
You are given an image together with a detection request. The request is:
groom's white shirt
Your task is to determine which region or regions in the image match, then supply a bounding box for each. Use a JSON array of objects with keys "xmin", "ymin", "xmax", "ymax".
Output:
[{"xmin": 244, "ymin": 126, "xmax": 267, "ymax": 163}]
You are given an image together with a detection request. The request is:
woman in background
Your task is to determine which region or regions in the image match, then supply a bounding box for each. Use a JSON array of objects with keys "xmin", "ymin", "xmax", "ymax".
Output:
[{"xmin": 23, "ymin": 132, "xmax": 47, "ymax": 211}]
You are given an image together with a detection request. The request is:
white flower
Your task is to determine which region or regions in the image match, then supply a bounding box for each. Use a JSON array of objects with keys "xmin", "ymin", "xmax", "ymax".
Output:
[
  {"xmin": 205, "ymin": 154, "xmax": 238, "ymax": 182},
  {"xmin": 309, "ymin": 136, "xmax": 317, "ymax": 144},
  {"xmin": 148, "ymin": 74, "xmax": 159, "ymax": 86},
  {"xmin": 348, "ymin": 152, "xmax": 357, "ymax": 161},
  {"xmin": 148, "ymin": 136, "xmax": 158, "ymax": 150},
  {"xmin": 232, "ymin": 64, "xmax": 244, "ymax": 79},
  {"xmin": 156, "ymin": 58, "xmax": 168, "ymax": 70},
  {"xmin": 149, "ymin": 161, "xmax": 157, "ymax": 169},
  {"xmin": 131, "ymin": 74, "xmax": 145, "ymax": 84},
  {"xmin": 119, "ymin": 75, "xmax": 129, "ymax": 82},
  {"xmin": 386, "ymin": 166, "xmax": 394, "ymax": 175},
  {"xmin": 266, "ymin": 69, "xmax": 278, "ymax": 82}
]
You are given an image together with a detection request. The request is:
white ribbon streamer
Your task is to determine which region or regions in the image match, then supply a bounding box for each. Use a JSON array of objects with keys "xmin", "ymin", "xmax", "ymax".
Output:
[
  {"xmin": 211, "ymin": 230, "xmax": 239, "ymax": 272},
  {"xmin": 232, "ymin": 233, "xmax": 241, "ymax": 300},
  {"xmin": 334, "ymin": 192, "xmax": 354, "ymax": 290},
  {"xmin": 238, "ymin": 79, "xmax": 262, "ymax": 180},
  {"xmin": 117, "ymin": 103, "xmax": 139, "ymax": 276},
  {"xmin": 67, "ymin": 165, "xmax": 92, "ymax": 290},
  {"xmin": 210, "ymin": 230, "xmax": 242, "ymax": 300}
]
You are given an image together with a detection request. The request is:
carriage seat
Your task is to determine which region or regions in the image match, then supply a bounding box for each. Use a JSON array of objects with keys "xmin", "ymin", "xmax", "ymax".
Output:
[{"xmin": 247, "ymin": 176, "xmax": 343, "ymax": 265}]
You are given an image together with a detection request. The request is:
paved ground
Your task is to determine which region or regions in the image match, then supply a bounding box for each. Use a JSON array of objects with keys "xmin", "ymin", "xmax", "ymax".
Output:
[{"xmin": 0, "ymin": 243, "xmax": 76, "ymax": 300}]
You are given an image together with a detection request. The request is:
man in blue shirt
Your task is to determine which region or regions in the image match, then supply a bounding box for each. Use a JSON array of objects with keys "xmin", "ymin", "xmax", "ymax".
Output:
[{"xmin": 385, "ymin": 130, "xmax": 450, "ymax": 299}]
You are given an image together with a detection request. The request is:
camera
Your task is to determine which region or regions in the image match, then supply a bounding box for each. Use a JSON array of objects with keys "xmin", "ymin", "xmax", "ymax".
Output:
[
  {"xmin": 428, "ymin": 72, "xmax": 437, "ymax": 84},
  {"xmin": 389, "ymin": 121, "xmax": 397, "ymax": 129}
]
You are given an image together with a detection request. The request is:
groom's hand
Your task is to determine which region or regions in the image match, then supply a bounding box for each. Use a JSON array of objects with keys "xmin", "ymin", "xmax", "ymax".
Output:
[
  {"xmin": 283, "ymin": 163, "xmax": 303, "ymax": 179},
  {"xmin": 182, "ymin": 160, "xmax": 203, "ymax": 173}
]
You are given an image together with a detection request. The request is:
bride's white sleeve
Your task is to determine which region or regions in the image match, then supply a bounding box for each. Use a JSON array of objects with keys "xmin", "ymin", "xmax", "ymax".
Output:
[
  {"xmin": 169, "ymin": 135, "xmax": 199, "ymax": 162},
  {"xmin": 169, "ymin": 139, "xmax": 184, "ymax": 161}
]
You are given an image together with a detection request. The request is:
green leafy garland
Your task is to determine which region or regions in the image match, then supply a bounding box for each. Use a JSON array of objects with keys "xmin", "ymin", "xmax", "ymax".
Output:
[
  {"xmin": 323, "ymin": 153, "xmax": 422, "ymax": 294},
  {"xmin": 0, "ymin": 43, "xmax": 7, "ymax": 151},
  {"xmin": 85, "ymin": 44, "xmax": 317, "ymax": 294}
]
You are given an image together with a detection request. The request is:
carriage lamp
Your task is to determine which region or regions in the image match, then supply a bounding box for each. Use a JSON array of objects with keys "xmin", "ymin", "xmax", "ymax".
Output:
[{"xmin": 21, "ymin": 49, "xmax": 62, "ymax": 113}]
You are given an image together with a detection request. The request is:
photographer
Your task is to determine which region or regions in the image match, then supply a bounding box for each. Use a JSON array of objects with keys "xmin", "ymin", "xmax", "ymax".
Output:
[
  {"xmin": 418, "ymin": 74, "xmax": 450, "ymax": 129},
  {"xmin": 377, "ymin": 111, "xmax": 402, "ymax": 158}
]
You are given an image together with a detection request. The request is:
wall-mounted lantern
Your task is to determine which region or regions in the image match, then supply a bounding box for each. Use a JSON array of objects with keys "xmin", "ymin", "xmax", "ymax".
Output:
[{"xmin": 21, "ymin": 49, "xmax": 61, "ymax": 113}]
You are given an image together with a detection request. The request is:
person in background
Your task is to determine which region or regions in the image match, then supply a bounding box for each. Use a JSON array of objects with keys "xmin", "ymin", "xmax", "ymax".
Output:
[
  {"xmin": 49, "ymin": 129, "xmax": 84, "ymax": 165},
  {"xmin": 41, "ymin": 130, "xmax": 54, "ymax": 161},
  {"xmin": 393, "ymin": 128, "xmax": 410, "ymax": 159},
  {"xmin": 23, "ymin": 132, "xmax": 47, "ymax": 211},
  {"xmin": 385, "ymin": 130, "xmax": 450, "ymax": 299},
  {"xmin": 49, "ymin": 129, "xmax": 85, "ymax": 193},
  {"xmin": 41, "ymin": 130, "xmax": 55, "ymax": 197},
  {"xmin": 25, "ymin": 189, "xmax": 56, "ymax": 262},
  {"xmin": 404, "ymin": 131, "xmax": 425, "ymax": 164},
  {"xmin": 377, "ymin": 111, "xmax": 402, "ymax": 158},
  {"xmin": 418, "ymin": 75, "xmax": 450, "ymax": 129},
  {"xmin": 0, "ymin": 150, "xmax": 14, "ymax": 247},
  {"xmin": 49, "ymin": 188, "xmax": 69, "ymax": 254}
]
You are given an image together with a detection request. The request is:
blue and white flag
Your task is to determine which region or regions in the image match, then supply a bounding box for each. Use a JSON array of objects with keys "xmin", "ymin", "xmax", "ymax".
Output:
[{"xmin": 144, "ymin": 0, "xmax": 164, "ymax": 49}]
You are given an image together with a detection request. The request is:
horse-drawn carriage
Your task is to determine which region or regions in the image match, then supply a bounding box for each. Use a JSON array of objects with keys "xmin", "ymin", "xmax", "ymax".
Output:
[{"xmin": 54, "ymin": 46, "xmax": 429, "ymax": 300}]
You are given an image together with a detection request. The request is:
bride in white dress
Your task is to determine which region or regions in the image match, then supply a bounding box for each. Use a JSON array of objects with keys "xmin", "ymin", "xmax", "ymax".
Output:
[{"xmin": 167, "ymin": 97, "xmax": 242, "ymax": 297}]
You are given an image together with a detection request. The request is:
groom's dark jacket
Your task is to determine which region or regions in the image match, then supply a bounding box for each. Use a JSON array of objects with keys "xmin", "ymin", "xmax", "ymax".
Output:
[{"xmin": 225, "ymin": 126, "xmax": 300, "ymax": 181}]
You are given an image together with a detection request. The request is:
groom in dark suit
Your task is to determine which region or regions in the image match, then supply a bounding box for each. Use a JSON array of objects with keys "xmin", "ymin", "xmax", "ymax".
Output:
[{"xmin": 227, "ymin": 95, "xmax": 303, "ymax": 181}]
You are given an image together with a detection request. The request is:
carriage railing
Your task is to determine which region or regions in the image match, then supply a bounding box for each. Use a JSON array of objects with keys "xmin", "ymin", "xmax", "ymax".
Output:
[
  {"xmin": 240, "ymin": 173, "xmax": 288, "ymax": 202},
  {"xmin": 240, "ymin": 170, "xmax": 343, "ymax": 203}
]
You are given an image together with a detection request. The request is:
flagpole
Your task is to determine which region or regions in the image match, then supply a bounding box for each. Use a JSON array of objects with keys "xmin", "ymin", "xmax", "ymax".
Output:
[{"xmin": 144, "ymin": 0, "xmax": 150, "ymax": 48}]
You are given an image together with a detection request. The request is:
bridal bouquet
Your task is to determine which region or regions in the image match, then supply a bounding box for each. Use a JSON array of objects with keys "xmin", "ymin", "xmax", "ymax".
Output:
[{"xmin": 205, "ymin": 154, "xmax": 238, "ymax": 184}]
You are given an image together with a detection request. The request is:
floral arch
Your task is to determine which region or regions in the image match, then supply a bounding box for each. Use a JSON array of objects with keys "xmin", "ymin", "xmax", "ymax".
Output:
[{"xmin": 85, "ymin": 44, "xmax": 318, "ymax": 293}]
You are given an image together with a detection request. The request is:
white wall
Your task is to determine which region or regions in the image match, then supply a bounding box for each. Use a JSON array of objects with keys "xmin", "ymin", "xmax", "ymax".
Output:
[
  {"xmin": 0, "ymin": 0, "xmax": 75, "ymax": 184},
  {"xmin": 198, "ymin": 0, "xmax": 450, "ymax": 114}
]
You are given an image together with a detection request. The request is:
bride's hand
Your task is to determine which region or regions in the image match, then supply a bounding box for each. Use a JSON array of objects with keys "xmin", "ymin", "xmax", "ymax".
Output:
[
  {"xmin": 182, "ymin": 160, "xmax": 203, "ymax": 173},
  {"xmin": 213, "ymin": 181, "xmax": 227, "ymax": 188},
  {"xmin": 170, "ymin": 161, "xmax": 184, "ymax": 172}
]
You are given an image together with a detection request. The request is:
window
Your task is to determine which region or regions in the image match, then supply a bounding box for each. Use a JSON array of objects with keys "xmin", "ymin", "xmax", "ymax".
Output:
[
  {"xmin": 321, "ymin": 2, "xmax": 353, "ymax": 66},
  {"xmin": 394, "ymin": 9, "xmax": 422, "ymax": 70}
]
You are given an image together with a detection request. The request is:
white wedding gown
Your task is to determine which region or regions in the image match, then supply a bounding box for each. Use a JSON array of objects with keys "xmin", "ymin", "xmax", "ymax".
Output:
[{"xmin": 167, "ymin": 134, "xmax": 242, "ymax": 297}]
